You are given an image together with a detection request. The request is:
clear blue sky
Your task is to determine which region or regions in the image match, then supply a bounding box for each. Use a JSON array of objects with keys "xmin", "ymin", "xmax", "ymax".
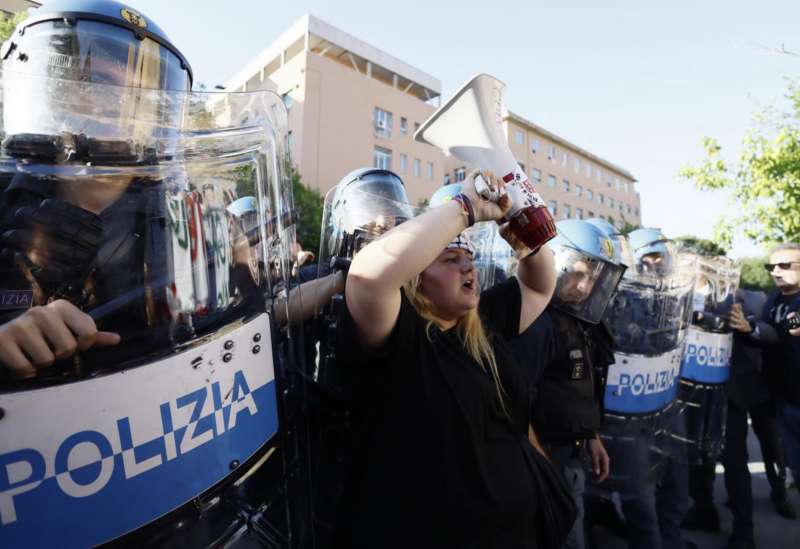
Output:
[{"xmin": 122, "ymin": 0, "xmax": 799, "ymax": 257}]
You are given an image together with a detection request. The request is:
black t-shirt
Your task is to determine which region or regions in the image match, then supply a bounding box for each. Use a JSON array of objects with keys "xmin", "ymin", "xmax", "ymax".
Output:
[
  {"xmin": 336, "ymin": 278, "xmax": 538, "ymax": 549},
  {"xmin": 764, "ymin": 291, "xmax": 800, "ymax": 404}
]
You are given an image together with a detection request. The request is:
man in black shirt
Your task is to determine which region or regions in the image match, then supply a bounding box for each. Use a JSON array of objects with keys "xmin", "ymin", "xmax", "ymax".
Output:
[
  {"xmin": 529, "ymin": 219, "xmax": 625, "ymax": 549},
  {"xmin": 763, "ymin": 243, "xmax": 800, "ymax": 506}
]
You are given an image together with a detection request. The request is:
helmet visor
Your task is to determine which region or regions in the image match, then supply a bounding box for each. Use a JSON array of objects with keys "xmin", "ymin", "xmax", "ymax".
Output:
[
  {"xmin": 5, "ymin": 19, "xmax": 189, "ymax": 90},
  {"xmin": 551, "ymin": 247, "xmax": 626, "ymax": 324},
  {"xmin": 319, "ymin": 185, "xmax": 417, "ymax": 271}
]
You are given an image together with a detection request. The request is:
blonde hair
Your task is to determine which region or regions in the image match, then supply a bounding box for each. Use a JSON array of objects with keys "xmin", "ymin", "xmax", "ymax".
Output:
[{"xmin": 404, "ymin": 274, "xmax": 510, "ymax": 418}]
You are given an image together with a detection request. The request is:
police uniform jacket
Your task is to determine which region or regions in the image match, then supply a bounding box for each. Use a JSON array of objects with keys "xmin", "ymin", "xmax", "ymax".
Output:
[{"xmin": 531, "ymin": 305, "xmax": 616, "ymax": 444}]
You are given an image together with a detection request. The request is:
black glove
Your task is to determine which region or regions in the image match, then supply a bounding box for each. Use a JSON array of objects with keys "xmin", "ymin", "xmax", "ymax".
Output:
[{"xmin": 2, "ymin": 198, "xmax": 103, "ymax": 300}]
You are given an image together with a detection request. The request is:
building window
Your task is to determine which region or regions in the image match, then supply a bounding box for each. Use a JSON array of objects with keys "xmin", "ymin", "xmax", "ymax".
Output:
[
  {"xmin": 547, "ymin": 200, "xmax": 557, "ymax": 216},
  {"xmin": 563, "ymin": 204, "xmax": 572, "ymax": 219},
  {"xmin": 413, "ymin": 158, "xmax": 421, "ymax": 177},
  {"xmin": 607, "ymin": 175, "xmax": 613, "ymax": 187},
  {"xmin": 574, "ymin": 158, "xmax": 581, "ymax": 173},
  {"xmin": 618, "ymin": 203, "xmax": 624, "ymax": 212},
  {"xmin": 627, "ymin": 204, "xmax": 632, "ymax": 214},
  {"xmin": 444, "ymin": 173, "xmax": 451, "ymax": 185},
  {"xmin": 561, "ymin": 151, "xmax": 568, "ymax": 166},
  {"xmin": 531, "ymin": 138, "xmax": 540, "ymax": 153},
  {"xmin": 576, "ymin": 207, "xmax": 583, "ymax": 219},
  {"xmin": 585, "ymin": 163, "xmax": 592, "ymax": 178},
  {"xmin": 373, "ymin": 146, "xmax": 392, "ymax": 170},
  {"xmin": 548, "ymin": 144, "xmax": 557, "ymax": 161},
  {"xmin": 596, "ymin": 168, "xmax": 602, "ymax": 183},
  {"xmin": 399, "ymin": 153, "xmax": 408, "ymax": 174},
  {"xmin": 548, "ymin": 174, "xmax": 557, "ymax": 187},
  {"xmin": 588, "ymin": 210, "xmax": 595, "ymax": 218},
  {"xmin": 427, "ymin": 162, "xmax": 434, "ymax": 180},
  {"xmin": 609, "ymin": 197, "xmax": 615, "ymax": 208},
  {"xmin": 635, "ymin": 208, "xmax": 640, "ymax": 216},
  {"xmin": 515, "ymin": 129, "xmax": 525, "ymax": 145},
  {"xmin": 575, "ymin": 184, "xmax": 582, "ymax": 197},
  {"xmin": 531, "ymin": 168, "xmax": 542, "ymax": 182},
  {"xmin": 586, "ymin": 189, "xmax": 593, "ymax": 201},
  {"xmin": 373, "ymin": 107, "xmax": 393, "ymax": 138},
  {"xmin": 562, "ymin": 179, "xmax": 570, "ymax": 193},
  {"xmin": 598, "ymin": 193, "xmax": 604, "ymax": 205},
  {"xmin": 400, "ymin": 117, "xmax": 408, "ymax": 135},
  {"xmin": 624, "ymin": 182, "xmax": 630, "ymax": 194},
  {"xmin": 455, "ymin": 167, "xmax": 466, "ymax": 182}
]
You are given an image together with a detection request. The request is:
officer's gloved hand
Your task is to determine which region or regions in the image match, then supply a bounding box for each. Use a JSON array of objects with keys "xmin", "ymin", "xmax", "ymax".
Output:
[{"xmin": 2, "ymin": 198, "xmax": 103, "ymax": 300}]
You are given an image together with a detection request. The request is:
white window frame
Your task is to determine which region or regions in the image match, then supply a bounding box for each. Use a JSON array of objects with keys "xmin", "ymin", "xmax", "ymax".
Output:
[
  {"xmin": 373, "ymin": 146, "xmax": 392, "ymax": 170},
  {"xmin": 373, "ymin": 107, "xmax": 393, "ymax": 138}
]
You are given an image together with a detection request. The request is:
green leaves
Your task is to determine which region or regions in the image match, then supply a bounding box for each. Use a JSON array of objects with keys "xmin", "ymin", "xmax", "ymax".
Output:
[
  {"xmin": 0, "ymin": 11, "xmax": 26, "ymax": 42},
  {"xmin": 680, "ymin": 80, "xmax": 800, "ymax": 248},
  {"xmin": 290, "ymin": 166, "xmax": 324, "ymax": 257}
]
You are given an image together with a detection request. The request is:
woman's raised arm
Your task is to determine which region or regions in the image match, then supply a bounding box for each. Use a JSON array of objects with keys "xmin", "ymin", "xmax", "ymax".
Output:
[{"xmin": 346, "ymin": 171, "xmax": 508, "ymax": 350}]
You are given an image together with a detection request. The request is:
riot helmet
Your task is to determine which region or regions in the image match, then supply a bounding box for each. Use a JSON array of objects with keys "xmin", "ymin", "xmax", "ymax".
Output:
[
  {"xmin": 1, "ymin": 0, "xmax": 192, "ymax": 163},
  {"xmin": 586, "ymin": 217, "xmax": 635, "ymax": 272},
  {"xmin": 319, "ymin": 167, "xmax": 414, "ymax": 269},
  {"xmin": 629, "ymin": 227, "xmax": 673, "ymax": 276},
  {"xmin": 550, "ymin": 219, "xmax": 626, "ymax": 324}
]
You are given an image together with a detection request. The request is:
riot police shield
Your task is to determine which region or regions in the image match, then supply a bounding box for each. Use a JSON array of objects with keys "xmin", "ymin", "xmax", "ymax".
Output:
[
  {"xmin": 673, "ymin": 254, "xmax": 740, "ymax": 464},
  {"xmin": 595, "ymin": 247, "xmax": 696, "ymax": 495},
  {"xmin": 0, "ymin": 70, "xmax": 308, "ymax": 547}
]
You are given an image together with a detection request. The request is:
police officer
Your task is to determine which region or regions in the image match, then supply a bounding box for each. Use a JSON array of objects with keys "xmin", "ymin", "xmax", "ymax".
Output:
[
  {"xmin": 0, "ymin": 2, "xmax": 307, "ymax": 547},
  {"xmin": 628, "ymin": 228, "xmax": 697, "ymax": 549},
  {"xmin": 531, "ymin": 219, "xmax": 625, "ymax": 549},
  {"xmin": 0, "ymin": 0, "xmax": 196, "ymax": 378},
  {"xmin": 310, "ymin": 167, "xmax": 416, "ymax": 545}
]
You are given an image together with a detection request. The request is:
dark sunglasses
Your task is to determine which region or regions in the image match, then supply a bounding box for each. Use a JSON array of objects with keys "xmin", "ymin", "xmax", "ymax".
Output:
[{"xmin": 764, "ymin": 261, "xmax": 800, "ymax": 272}]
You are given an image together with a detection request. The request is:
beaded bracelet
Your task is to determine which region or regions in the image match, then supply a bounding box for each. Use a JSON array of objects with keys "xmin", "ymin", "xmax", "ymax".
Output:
[{"xmin": 452, "ymin": 193, "xmax": 475, "ymax": 227}]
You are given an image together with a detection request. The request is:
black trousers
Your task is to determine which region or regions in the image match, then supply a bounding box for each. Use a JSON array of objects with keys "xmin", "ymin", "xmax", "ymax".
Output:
[{"xmin": 688, "ymin": 399, "xmax": 787, "ymax": 541}]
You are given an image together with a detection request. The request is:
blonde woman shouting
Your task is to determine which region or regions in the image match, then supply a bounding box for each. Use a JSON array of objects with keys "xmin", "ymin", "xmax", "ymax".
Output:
[{"xmin": 335, "ymin": 171, "xmax": 557, "ymax": 548}]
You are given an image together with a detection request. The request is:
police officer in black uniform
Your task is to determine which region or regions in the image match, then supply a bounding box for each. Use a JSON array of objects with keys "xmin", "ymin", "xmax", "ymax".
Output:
[{"xmin": 527, "ymin": 219, "xmax": 625, "ymax": 549}]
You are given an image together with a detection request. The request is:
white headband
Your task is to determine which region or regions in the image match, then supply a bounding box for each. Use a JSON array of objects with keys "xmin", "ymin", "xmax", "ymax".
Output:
[{"xmin": 446, "ymin": 232, "xmax": 476, "ymax": 256}]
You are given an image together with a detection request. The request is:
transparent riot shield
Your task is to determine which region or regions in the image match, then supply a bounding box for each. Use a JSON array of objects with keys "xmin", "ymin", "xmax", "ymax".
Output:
[
  {"xmin": 465, "ymin": 221, "xmax": 501, "ymax": 290},
  {"xmin": 672, "ymin": 254, "xmax": 740, "ymax": 464},
  {"xmin": 0, "ymin": 70, "xmax": 307, "ymax": 548},
  {"xmin": 593, "ymin": 248, "xmax": 696, "ymax": 496}
]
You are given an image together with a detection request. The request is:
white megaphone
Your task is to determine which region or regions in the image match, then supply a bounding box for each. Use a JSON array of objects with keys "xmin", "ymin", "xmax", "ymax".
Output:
[{"xmin": 415, "ymin": 73, "xmax": 556, "ymax": 252}]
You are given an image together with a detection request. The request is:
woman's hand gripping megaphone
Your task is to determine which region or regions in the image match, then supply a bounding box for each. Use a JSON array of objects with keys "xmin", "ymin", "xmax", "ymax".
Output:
[{"xmin": 461, "ymin": 169, "xmax": 511, "ymax": 223}]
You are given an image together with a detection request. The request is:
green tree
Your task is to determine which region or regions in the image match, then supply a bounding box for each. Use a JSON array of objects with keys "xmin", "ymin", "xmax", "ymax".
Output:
[
  {"xmin": 738, "ymin": 256, "xmax": 776, "ymax": 294},
  {"xmin": 0, "ymin": 11, "xmax": 26, "ymax": 42},
  {"xmin": 679, "ymin": 80, "xmax": 800, "ymax": 249},
  {"xmin": 674, "ymin": 235, "xmax": 728, "ymax": 256},
  {"xmin": 620, "ymin": 219, "xmax": 640, "ymax": 235},
  {"xmin": 290, "ymin": 166, "xmax": 324, "ymax": 256},
  {"xmin": 232, "ymin": 161, "xmax": 324, "ymax": 256}
]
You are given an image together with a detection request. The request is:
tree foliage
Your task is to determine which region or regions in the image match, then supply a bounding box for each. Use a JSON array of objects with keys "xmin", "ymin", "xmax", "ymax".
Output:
[
  {"xmin": 232, "ymin": 161, "xmax": 324, "ymax": 256},
  {"xmin": 738, "ymin": 256, "xmax": 776, "ymax": 294},
  {"xmin": 0, "ymin": 11, "xmax": 26, "ymax": 42},
  {"xmin": 679, "ymin": 80, "xmax": 800, "ymax": 249},
  {"xmin": 674, "ymin": 235, "xmax": 728, "ymax": 256},
  {"xmin": 620, "ymin": 219, "xmax": 640, "ymax": 235},
  {"xmin": 290, "ymin": 165, "xmax": 324, "ymax": 256}
]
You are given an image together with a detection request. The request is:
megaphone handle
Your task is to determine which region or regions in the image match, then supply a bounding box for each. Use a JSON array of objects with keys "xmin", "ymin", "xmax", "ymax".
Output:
[{"xmin": 473, "ymin": 173, "xmax": 501, "ymax": 202}]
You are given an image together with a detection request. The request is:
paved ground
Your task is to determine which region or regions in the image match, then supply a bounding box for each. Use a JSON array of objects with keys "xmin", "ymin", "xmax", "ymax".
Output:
[{"xmin": 593, "ymin": 426, "xmax": 800, "ymax": 548}]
